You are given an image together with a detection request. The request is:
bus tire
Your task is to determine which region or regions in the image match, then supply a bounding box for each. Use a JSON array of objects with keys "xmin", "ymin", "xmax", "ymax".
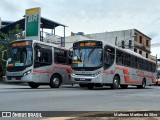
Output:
[
  {"xmin": 28, "ymin": 82, "xmax": 39, "ymax": 88},
  {"xmin": 111, "ymin": 75, "xmax": 120, "ymax": 89},
  {"xmin": 79, "ymin": 84, "xmax": 87, "ymax": 87},
  {"xmin": 50, "ymin": 75, "xmax": 62, "ymax": 88},
  {"xmin": 87, "ymin": 84, "xmax": 94, "ymax": 89},
  {"xmin": 137, "ymin": 79, "xmax": 146, "ymax": 89},
  {"xmin": 120, "ymin": 85, "xmax": 128, "ymax": 89}
]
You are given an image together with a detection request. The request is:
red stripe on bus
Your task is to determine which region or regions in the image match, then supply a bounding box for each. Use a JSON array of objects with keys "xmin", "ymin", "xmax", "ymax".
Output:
[
  {"xmin": 124, "ymin": 76, "xmax": 141, "ymax": 84},
  {"xmin": 137, "ymin": 74, "xmax": 155, "ymax": 83},
  {"xmin": 33, "ymin": 70, "xmax": 51, "ymax": 73},
  {"xmin": 104, "ymin": 67, "xmax": 154, "ymax": 84},
  {"xmin": 33, "ymin": 65, "xmax": 72, "ymax": 74},
  {"xmin": 103, "ymin": 70, "xmax": 114, "ymax": 74}
]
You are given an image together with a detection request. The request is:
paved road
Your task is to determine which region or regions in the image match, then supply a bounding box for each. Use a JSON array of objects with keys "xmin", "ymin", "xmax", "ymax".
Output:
[{"xmin": 0, "ymin": 83, "xmax": 160, "ymax": 112}]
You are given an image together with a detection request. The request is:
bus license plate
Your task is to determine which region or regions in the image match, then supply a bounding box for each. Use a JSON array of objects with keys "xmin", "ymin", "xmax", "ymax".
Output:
[
  {"xmin": 75, "ymin": 78, "xmax": 86, "ymax": 81},
  {"xmin": 12, "ymin": 78, "xmax": 16, "ymax": 80}
]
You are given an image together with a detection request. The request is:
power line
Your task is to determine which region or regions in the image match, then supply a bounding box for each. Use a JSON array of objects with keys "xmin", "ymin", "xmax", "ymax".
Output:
[
  {"xmin": 151, "ymin": 43, "xmax": 160, "ymax": 47},
  {"xmin": 141, "ymin": 17, "xmax": 160, "ymax": 30}
]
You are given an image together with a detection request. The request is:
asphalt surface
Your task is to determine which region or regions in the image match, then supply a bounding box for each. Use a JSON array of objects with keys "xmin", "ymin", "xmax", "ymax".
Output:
[
  {"xmin": 0, "ymin": 82, "xmax": 160, "ymax": 119},
  {"xmin": 1, "ymin": 83, "xmax": 160, "ymax": 111}
]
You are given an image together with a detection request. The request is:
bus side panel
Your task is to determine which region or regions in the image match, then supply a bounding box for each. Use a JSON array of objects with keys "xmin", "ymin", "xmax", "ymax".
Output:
[
  {"xmin": 116, "ymin": 69, "xmax": 125, "ymax": 85},
  {"xmin": 50, "ymin": 65, "xmax": 71, "ymax": 84},
  {"xmin": 33, "ymin": 65, "xmax": 51, "ymax": 83},
  {"xmin": 102, "ymin": 65, "xmax": 115, "ymax": 84}
]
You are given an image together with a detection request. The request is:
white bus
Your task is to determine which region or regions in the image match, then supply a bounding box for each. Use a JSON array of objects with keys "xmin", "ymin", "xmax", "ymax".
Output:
[
  {"xmin": 71, "ymin": 40, "xmax": 156, "ymax": 89},
  {"xmin": 156, "ymin": 69, "xmax": 160, "ymax": 85},
  {"xmin": 5, "ymin": 39, "xmax": 72, "ymax": 88}
]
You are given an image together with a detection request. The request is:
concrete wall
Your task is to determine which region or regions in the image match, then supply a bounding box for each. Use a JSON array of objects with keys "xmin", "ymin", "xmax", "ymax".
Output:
[
  {"xmin": 64, "ymin": 35, "xmax": 92, "ymax": 49},
  {"xmin": 86, "ymin": 29, "xmax": 135, "ymax": 50}
]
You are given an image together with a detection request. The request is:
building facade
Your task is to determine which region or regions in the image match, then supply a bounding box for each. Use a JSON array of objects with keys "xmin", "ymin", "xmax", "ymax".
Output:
[{"xmin": 86, "ymin": 29, "xmax": 151, "ymax": 59}]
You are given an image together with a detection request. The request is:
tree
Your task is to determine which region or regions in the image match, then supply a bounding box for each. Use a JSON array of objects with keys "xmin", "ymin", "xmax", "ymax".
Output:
[
  {"xmin": 0, "ymin": 24, "xmax": 23, "ymax": 75},
  {"xmin": 0, "ymin": 44, "xmax": 5, "ymax": 76}
]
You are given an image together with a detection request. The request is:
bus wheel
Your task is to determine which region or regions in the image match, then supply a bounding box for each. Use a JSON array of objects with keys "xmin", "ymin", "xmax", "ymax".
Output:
[
  {"xmin": 50, "ymin": 75, "xmax": 62, "ymax": 88},
  {"xmin": 120, "ymin": 85, "xmax": 128, "ymax": 89},
  {"xmin": 87, "ymin": 84, "xmax": 94, "ymax": 89},
  {"xmin": 79, "ymin": 84, "xmax": 87, "ymax": 87},
  {"xmin": 28, "ymin": 82, "xmax": 39, "ymax": 88},
  {"xmin": 111, "ymin": 76, "xmax": 120, "ymax": 89},
  {"xmin": 137, "ymin": 79, "xmax": 146, "ymax": 89}
]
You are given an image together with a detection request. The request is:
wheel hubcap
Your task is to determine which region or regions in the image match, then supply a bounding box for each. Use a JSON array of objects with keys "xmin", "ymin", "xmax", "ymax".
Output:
[
  {"xmin": 143, "ymin": 81, "xmax": 145, "ymax": 88},
  {"xmin": 53, "ymin": 78, "xmax": 59, "ymax": 85},
  {"xmin": 114, "ymin": 79, "xmax": 119, "ymax": 88}
]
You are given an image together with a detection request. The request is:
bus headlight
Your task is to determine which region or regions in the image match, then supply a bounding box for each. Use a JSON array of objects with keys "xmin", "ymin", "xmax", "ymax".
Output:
[
  {"xmin": 71, "ymin": 73, "xmax": 76, "ymax": 76},
  {"xmin": 91, "ymin": 71, "xmax": 102, "ymax": 77},
  {"xmin": 23, "ymin": 70, "xmax": 32, "ymax": 76}
]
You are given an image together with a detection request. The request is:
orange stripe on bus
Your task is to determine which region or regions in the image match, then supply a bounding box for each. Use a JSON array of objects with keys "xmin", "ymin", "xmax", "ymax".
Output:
[
  {"xmin": 33, "ymin": 69, "xmax": 51, "ymax": 73},
  {"xmin": 137, "ymin": 74, "xmax": 155, "ymax": 83},
  {"xmin": 33, "ymin": 65, "xmax": 72, "ymax": 74},
  {"xmin": 124, "ymin": 76, "xmax": 141, "ymax": 84}
]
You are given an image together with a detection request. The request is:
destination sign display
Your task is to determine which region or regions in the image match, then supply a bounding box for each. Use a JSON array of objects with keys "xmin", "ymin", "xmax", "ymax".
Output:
[
  {"xmin": 12, "ymin": 41, "xmax": 32, "ymax": 47},
  {"xmin": 73, "ymin": 41, "xmax": 102, "ymax": 47},
  {"xmin": 80, "ymin": 42, "xmax": 96, "ymax": 47}
]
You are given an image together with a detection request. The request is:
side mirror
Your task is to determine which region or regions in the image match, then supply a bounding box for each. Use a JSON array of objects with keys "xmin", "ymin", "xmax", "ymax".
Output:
[
  {"xmin": 38, "ymin": 51, "xmax": 41, "ymax": 57},
  {"xmin": 2, "ymin": 50, "xmax": 8, "ymax": 62},
  {"xmin": 73, "ymin": 56, "xmax": 78, "ymax": 60},
  {"xmin": 68, "ymin": 51, "xmax": 73, "ymax": 59}
]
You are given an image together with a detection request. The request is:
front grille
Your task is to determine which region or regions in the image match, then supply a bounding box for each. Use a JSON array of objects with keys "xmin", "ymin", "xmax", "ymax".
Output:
[
  {"xmin": 76, "ymin": 74, "xmax": 92, "ymax": 76},
  {"xmin": 7, "ymin": 66, "xmax": 26, "ymax": 72},
  {"xmin": 7, "ymin": 76, "xmax": 22, "ymax": 80}
]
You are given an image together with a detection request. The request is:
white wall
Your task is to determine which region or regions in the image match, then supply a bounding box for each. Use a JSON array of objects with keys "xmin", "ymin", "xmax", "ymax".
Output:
[{"xmin": 86, "ymin": 29, "xmax": 135, "ymax": 50}]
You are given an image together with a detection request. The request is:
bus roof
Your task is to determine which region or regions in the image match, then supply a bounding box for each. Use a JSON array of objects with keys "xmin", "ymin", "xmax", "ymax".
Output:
[
  {"xmin": 105, "ymin": 41, "xmax": 156, "ymax": 63},
  {"xmin": 73, "ymin": 39, "xmax": 156, "ymax": 63},
  {"xmin": 12, "ymin": 39, "xmax": 71, "ymax": 50}
]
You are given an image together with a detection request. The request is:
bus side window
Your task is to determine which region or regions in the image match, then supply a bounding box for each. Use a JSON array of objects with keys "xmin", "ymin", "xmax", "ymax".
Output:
[
  {"xmin": 54, "ymin": 48, "xmax": 68, "ymax": 64},
  {"xmin": 104, "ymin": 45, "xmax": 115, "ymax": 69},
  {"xmin": 137, "ymin": 58, "xmax": 140, "ymax": 69},
  {"xmin": 140, "ymin": 58, "xmax": 143, "ymax": 70},
  {"xmin": 116, "ymin": 50, "xmax": 123, "ymax": 65},
  {"xmin": 131, "ymin": 56, "xmax": 135, "ymax": 68},
  {"xmin": 128, "ymin": 54, "xmax": 131, "ymax": 67},
  {"xmin": 124, "ymin": 53, "xmax": 129, "ymax": 66},
  {"xmin": 67, "ymin": 50, "xmax": 73, "ymax": 65},
  {"xmin": 34, "ymin": 44, "xmax": 52, "ymax": 68},
  {"xmin": 135, "ymin": 57, "xmax": 138, "ymax": 68}
]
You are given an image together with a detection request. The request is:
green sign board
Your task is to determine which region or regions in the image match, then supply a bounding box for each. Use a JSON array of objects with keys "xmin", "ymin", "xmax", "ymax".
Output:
[
  {"xmin": 26, "ymin": 15, "xmax": 39, "ymax": 36},
  {"xmin": 0, "ymin": 17, "xmax": 1, "ymax": 29},
  {"xmin": 25, "ymin": 8, "xmax": 41, "ymax": 40}
]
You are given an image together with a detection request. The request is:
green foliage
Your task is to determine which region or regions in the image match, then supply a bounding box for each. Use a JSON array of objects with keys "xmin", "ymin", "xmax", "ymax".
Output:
[
  {"xmin": 0, "ymin": 24, "xmax": 23, "ymax": 41},
  {"xmin": 0, "ymin": 45, "xmax": 6, "ymax": 75},
  {"xmin": 0, "ymin": 24, "xmax": 23, "ymax": 74}
]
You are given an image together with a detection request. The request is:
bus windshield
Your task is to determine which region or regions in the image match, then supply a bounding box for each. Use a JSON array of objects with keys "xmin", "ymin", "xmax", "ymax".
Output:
[
  {"xmin": 8, "ymin": 47, "xmax": 32, "ymax": 67},
  {"xmin": 72, "ymin": 47, "xmax": 102, "ymax": 68},
  {"xmin": 158, "ymin": 70, "xmax": 160, "ymax": 76}
]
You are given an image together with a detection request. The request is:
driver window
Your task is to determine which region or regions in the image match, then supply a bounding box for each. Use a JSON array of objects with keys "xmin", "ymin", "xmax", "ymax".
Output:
[{"xmin": 104, "ymin": 45, "xmax": 115, "ymax": 69}]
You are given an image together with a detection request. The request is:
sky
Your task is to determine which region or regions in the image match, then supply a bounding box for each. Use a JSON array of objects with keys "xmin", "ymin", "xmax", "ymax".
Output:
[{"xmin": 0, "ymin": 0, "xmax": 160, "ymax": 57}]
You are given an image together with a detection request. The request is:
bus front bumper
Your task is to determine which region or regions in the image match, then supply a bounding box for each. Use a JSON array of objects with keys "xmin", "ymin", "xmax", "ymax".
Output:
[
  {"xmin": 71, "ymin": 73, "xmax": 102, "ymax": 84},
  {"xmin": 5, "ymin": 73, "xmax": 33, "ymax": 83}
]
